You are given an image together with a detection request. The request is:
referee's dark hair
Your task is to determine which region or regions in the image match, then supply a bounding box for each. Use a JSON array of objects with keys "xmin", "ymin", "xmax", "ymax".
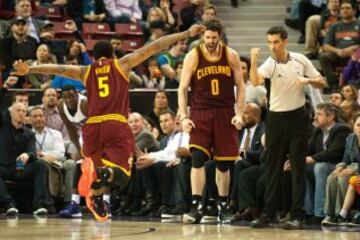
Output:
[
  {"xmin": 267, "ymin": 26, "xmax": 288, "ymax": 40},
  {"xmin": 93, "ymin": 40, "xmax": 114, "ymax": 60}
]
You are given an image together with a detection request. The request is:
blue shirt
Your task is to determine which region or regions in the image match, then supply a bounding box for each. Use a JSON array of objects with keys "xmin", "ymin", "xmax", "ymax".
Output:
[{"xmin": 51, "ymin": 76, "xmax": 85, "ymax": 92}]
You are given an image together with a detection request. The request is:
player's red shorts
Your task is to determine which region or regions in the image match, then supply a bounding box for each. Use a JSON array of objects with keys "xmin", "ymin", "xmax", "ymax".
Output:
[
  {"xmin": 82, "ymin": 120, "xmax": 135, "ymax": 176},
  {"xmin": 189, "ymin": 107, "xmax": 239, "ymax": 161}
]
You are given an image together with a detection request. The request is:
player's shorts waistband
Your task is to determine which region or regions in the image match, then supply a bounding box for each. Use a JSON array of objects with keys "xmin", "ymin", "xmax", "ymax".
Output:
[{"xmin": 86, "ymin": 114, "xmax": 127, "ymax": 124}]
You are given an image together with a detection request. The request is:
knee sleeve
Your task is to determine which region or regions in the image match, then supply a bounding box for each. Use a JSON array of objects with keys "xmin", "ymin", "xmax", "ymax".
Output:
[
  {"xmin": 191, "ymin": 149, "xmax": 208, "ymax": 168},
  {"xmin": 216, "ymin": 161, "xmax": 233, "ymax": 172}
]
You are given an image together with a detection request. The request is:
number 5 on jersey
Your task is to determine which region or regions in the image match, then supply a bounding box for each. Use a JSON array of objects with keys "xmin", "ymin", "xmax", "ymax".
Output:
[
  {"xmin": 211, "ymin": 79, "xmax": 219, "ymax": 96},
  {"xmin": 98, "ymin": 76, "xmax": 109, "ymax": 97}
]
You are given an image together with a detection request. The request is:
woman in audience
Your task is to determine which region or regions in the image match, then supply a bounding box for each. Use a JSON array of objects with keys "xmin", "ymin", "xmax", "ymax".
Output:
[
  {"xmin": 28, "ymin": 44, "xmax": 56, "ymax": 89},
  {"xmin": 158, "ymin": 0, "xmax": 177, "ymax": 29},
  {"xmin": 146, "ymin": 90, "xmax": 171, "ymax": 137},
  {"xmin": 341, "ymin": 84, "xmax": 358, "ymax": 102},
  {"xmin": 65, "ymin": 39, "xmax": 92, "ymax": 65},
  {"xmin": 322, "ymin": 113, "xmax": 360, "ymax": 225},
  {"xmin": 142, "ymin": 58, "xmax": 165, "ymax": 90}
]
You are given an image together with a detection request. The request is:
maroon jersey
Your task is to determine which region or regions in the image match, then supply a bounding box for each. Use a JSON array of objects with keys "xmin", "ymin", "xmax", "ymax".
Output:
[
  {"xmin": 84, "ymin": 58, "xmax": 129, "ymax": 123},
  {"xmin": 190, "ymin": 43, "xmax": 235, "ymax": 109}
]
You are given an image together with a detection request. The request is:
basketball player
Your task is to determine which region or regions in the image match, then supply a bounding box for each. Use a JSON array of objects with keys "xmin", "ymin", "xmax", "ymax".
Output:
[
  {"xmin": 12, "ymin": 24, "xmax": 205, "ymax": 222},
  {"xmin": 178, "ymin": 19, "xmax": 245, "ymax": 224}
]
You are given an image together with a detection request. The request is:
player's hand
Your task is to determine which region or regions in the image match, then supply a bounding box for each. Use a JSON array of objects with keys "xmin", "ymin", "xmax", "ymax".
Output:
[
  {"xmin": 231, "ymin": 114, "xmax": 243, "ymax": 130},
  {"xmin": 188, "ymin": 24, "xmax": 206, "ymax": 37},
  {"xmin": 296, "ymin": 77, "xmax": 310, "ymax": 88},
  {"xmin": 181, "ymin": 118, "xmax": 195, "ymax": 133},
  {"xmin": 250, "ymin": 48, "xmax": 261, "ymax": 61},
  {"xmin": 11, "ymin": 60, "xmax": 29, "ymax": 76}
]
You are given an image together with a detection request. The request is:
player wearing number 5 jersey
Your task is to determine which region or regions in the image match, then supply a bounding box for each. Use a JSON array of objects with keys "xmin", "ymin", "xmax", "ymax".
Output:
[
  {"xmin": 11, "ymin": 23, "xmax": 205, "ymax": 222},
  {"xmin": 178, "ymin": 19, "xmax": 245, "ymax": 224}
]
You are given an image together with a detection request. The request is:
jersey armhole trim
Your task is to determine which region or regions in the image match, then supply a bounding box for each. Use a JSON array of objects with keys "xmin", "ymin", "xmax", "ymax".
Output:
[{"xmin": 114, "ymin": 59, "xmax": 130, "ymax": 82}]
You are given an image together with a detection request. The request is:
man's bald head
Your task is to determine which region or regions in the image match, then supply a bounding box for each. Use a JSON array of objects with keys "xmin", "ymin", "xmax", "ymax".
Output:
[
  {"xmin": 128, "ymin": 112, "xmax": 145, "ymax": 136},
  {"xmin": 10, "ymin": 102, "xmax": 27, "ymax": 125},
  {"xmin": 243, "ymin": 102, "xmax": 261, "ymax": 128}
]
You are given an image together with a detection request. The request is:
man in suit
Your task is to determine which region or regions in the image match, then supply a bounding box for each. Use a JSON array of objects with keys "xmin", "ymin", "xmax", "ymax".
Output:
[
  {"xmin": 3, "ymin": 0, "xmax": 45, "ymax": 42},
  {"xmin": 304, "ymin": 102, "xmax": 352, "ymax": 224}
]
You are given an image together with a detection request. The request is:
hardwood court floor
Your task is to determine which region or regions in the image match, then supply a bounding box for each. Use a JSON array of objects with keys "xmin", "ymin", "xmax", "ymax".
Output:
[{"xmin": 1, "ymin": 217, "xmax": 360, "ymax": 240}]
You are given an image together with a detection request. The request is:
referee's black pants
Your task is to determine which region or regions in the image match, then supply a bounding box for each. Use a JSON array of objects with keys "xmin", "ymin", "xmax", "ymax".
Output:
[{"xmin": 263, "ymin": 106, "xmax": 310, "ymax": 219}]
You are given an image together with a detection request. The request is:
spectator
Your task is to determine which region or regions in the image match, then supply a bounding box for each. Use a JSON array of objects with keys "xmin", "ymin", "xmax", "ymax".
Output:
[
  {"xmin": 128, "ymin": 112, "xmax": 159, "ymax": 152},
  {"xmin": 319, "ymin": 0, "xmax": 360, "ymax": 91},
  {"xmin": 342, "ymin": 48, "xmax": 360, "ymax": 86},
  {"xmin": 146, "ymin": 20, "xmax": 168, "ymax": 44},
  {"xmin": 146, "ymin": 90, "xmax": 172, "ymax": 136},
  {"xmin": 65, "ymin": 40, "xmax": 92, "ymax": 66},
  {"xmin": 39, "ymin": 20, "xmax": 84, "ymax": 63},
  {"xmin": 340, "ymin": 99, "xmax": 360, "ymax": 125},
  {"xmin": 42, "ymin": 87, "xmax": 69, "ymax": 140},
  {"xmin": 180, "ymin": 0, "xmax": 206, "ymax": 31},
  {"xmin": 51, "ymin": 56, "xmax": 86, "ymax": 92},
  {"xmin": 0, "ymin": 81, "xmax": 48, "ymax": 216},
  {"xmin": 305, "ymin": 103, "xmax": 352, "ymax": 224},
  {"xmin": 82, "ymin": 0, "xmax": 107, "ymax": 24},
  {"xmin": 157, "ymin": 40, "xmax": 186, "ymax": 89},
  {"xmin": 322, "ymin": 113, "xmax": 360, "ymax": 225},
  {"xmin": 0, "ymin": 16, "xmax": 37, "ymax": 86},
  {"xmin": 341, "ymin": 84, "xmax": 358, "ymax": 102},
  {"xmin": 330, "ymin": 91, "xmax": 343, "ymax": 107},
  {"xmin": 28, "ymin": 44, "xmax": 56, "ymax": 89},
  {"xmin": 103, "ymin": 0, "xmax": 142, "ymax": 24},
  {"xmin": 30, "ymin": 106, "xmax": 76, "ymax": 207},
  {"xmin": 158, "ymin": 0, "xmax": 177, "ymax": 28},
  {"xmin": 6, "ymin": 0, "xmax": 45, "ymax": 42},
  {"xmin": 142, "ymin": 57, "xmax": 166, "ymax": 90},
  {"xmin": 305, "ymin": 0, "xmax": 340, "ymax": 60},
  {"xmin": 110, "ymin": 35, "xmax": 125, "ymax": 58}
]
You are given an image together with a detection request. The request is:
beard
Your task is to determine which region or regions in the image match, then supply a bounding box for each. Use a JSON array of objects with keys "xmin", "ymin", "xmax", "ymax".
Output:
[{"xmin": 204, "ymin": 42, "xmax": 219, "ymax": 53}]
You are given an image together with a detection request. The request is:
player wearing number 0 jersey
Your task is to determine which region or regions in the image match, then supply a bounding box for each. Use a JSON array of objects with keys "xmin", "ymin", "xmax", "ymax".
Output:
[
  {"xmin": 189, "ymin": 40, "xmax": 239, "ymax": 160},
  {"xmin": 178, "ymin": 19, "xmax": 245, "ymax": 224}
]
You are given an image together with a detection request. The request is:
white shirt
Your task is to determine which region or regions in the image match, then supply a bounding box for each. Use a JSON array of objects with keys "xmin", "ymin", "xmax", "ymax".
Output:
[
  {"xmin": 258, "ymin": 52, "xmax": 320, "ymax": 112},
  {"xmin": 27, "ymin": 17, "xmax": 39, "ymax": 42},
  {"xmin": 239, "ymin": 124, "xmax": 257, "ymax": 152},
  {"xmin": 34, "ymin": 127, "xmax": 65, "ymax": 161},
  {"xmin": 63, "ymin": 93, "xmax": 87, "ymax": 131},
  {"xmin": 149, "ymin": 131, "xmax": 190, "ymax": 162}
]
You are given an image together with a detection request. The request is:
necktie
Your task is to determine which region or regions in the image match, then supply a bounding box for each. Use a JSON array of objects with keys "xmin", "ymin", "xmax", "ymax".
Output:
[{"xmin": 244, "ymin": 128, "xmax": 251, "ymax": 152}]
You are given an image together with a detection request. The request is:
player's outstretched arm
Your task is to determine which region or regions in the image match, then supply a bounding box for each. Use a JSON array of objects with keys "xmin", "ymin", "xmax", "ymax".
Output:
[
  {"xmin": 119, "ymin": 24, "xmax": 205, "ymax": 73},
  {"xmin": 12, "ymin": 60, "xmax": 89, "ymax": 82}
]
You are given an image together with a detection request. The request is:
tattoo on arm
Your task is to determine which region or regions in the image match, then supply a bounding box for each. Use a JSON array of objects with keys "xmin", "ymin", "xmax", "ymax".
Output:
[
  {"xmin": 121, "ymin": 31, "xmax": 190, "ymax": 70},
  {"xmin": 29, "ymin": 64, "xmax": 84, "ymax": 82}
]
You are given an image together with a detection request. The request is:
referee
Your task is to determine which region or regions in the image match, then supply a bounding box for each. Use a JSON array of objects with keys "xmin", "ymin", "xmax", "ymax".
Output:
[{"xmin": 249, "ymin": 26, "xmax": 326, "ymax": 229}]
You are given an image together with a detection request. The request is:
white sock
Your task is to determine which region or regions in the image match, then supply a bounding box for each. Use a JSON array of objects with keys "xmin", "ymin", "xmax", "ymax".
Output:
[
  {"xmin": 103, "ymin": 194, "xmax": 111, "ymax": 204},
  {"xmin": 340, "ymin": 209, "xmax": 348, "ymax": 218},
  {"xmin": 72, "ymin": 194, "xmax": 80, "ymax": 204}
]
